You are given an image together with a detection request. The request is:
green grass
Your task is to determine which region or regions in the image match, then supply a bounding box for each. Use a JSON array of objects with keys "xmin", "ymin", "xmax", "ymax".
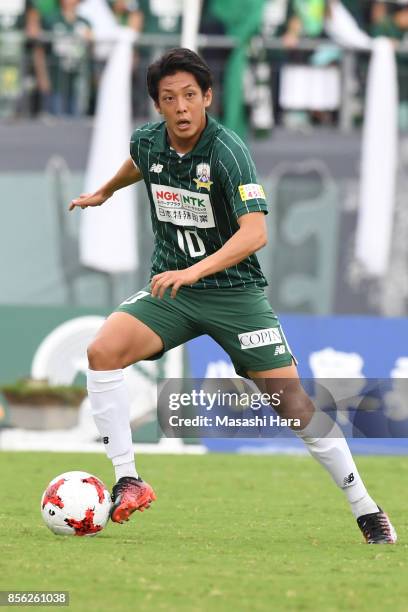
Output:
[{"xmin": 0, "ymin": 452, "xmax": 407, "ymax": 612}]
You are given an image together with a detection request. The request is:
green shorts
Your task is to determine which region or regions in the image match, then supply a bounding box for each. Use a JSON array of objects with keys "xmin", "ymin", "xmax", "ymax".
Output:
[{"xmin": 117, "ymin": 286, "xmax": 294, "ymax": 377}]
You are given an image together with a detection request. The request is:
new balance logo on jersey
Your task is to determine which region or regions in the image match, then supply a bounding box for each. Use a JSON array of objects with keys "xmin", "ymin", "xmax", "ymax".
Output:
[
  {"xmin": 238, "ymin": 328, "xmax": 283, "ymax": 350},
  {"xmin": 103, "ymin": 437, "xmax": 109, "ymax": 445},
  {"xmin": 343, "ymin": 473, "xmax": 355, "ymax": 486},
  {"xmin": 274, "ymin": 344, "xmax": 286, "ymax": 356},
  {"xmin": 150, "ymin": 163, "xmax": 163, "ymax": 173}
]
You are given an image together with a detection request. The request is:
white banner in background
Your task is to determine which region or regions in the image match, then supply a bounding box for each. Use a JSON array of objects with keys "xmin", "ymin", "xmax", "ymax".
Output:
[
  {"xmin": 79, "ymin": 28, "xmax": 137, "ymax": 273},
  {"xmin": 325, "ymin": 1, "xmax": 371, "ymax": 50},
  {"xmin": 280, "ymin": 65, "xmax": 340, "ymax": 110},
  {"xmin": 181, "ymin": 0, "xmax": 202, "ymax": 52},
  {"xmin": 356, "ymin": 37, "xmax": 398, "ymax": 276},
  {"xmin": 78, "ymin": 0, "xmax": 120, "ymax": 59},
  {"xmin": 326, "ymin": 2, "xmax": 398, "ymax": 277}
]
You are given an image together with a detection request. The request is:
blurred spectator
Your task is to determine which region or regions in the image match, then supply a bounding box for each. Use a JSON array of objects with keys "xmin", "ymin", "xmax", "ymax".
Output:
[
  {"xmin": 280, "ymin": 0, "xmax": 340, "ymax": 127},
  {"xmin": 41, "ymin": 0, "xmax": 93, "ymax": 115},
  {"xmin": 257, "ymin": 0, "xmax": 289, "ymax": 128},
  {"xmin": 109, "ymin": 0, "xmax": 143, "ymax": 30},
  {"xmin": 0, "ymin": 0, "xmax": 26, "ymax": 118},
  {"xmin": 262, "ymin": 0, "xmax": 289, "ymax": 37},
  {"xmin": 138, "ymin": 0, "xmax": 182, "ymax": 35},
  {"xmin": 26, "ymin": 0, "xmax": 59, "ymax": 34},
  {"xmin": 75, "ymin": 0, "xmax": 144, "ymax": 117},
  {"xmin": 282, "ymin": 0, "xmax": 327, "ymax": 48},
  {"xmin": 109, "ymin": 0, "xmax": 143, "ymax": 117},
  {"xmin": 370, "ymin": 1, "xmax": 408, "ymax": 40},
  {"xmin": 23, "ymin": 0, "xmax": 92, "ymax": 116},
  {"xmin": 133, "ymin": 0, "xmax": 182, "ymax": 117},
  {"xmin": 12, "ymin": 0, "xmax": 408, "ymax": 127},
  {"xmin": 24, "ymin": 0, "xmax": 58, "ymax": 115}
]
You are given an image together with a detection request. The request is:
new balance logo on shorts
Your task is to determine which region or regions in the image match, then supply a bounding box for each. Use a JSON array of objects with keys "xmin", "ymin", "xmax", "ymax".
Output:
[
  {"xmin": 238, "ymin": 328, "xmax": 283, "ymax": 350},
  {"xmin": 343, "ymin": 472, "xmax": 355, "ymax": 486},
  {"xmin": 274, "ymin": 344, "xmax": 286, "ymax": 356}
]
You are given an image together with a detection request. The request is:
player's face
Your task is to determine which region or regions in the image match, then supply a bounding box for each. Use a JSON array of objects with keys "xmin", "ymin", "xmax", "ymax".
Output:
[{"xmin": 155, "ymin": 71, "xmax": 212, "ymax": 151}]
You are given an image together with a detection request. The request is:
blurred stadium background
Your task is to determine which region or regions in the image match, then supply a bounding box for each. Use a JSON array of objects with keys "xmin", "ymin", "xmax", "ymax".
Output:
[{"xmin": 1, "ymin": 0, "xmax": 408, "ymax": 456}]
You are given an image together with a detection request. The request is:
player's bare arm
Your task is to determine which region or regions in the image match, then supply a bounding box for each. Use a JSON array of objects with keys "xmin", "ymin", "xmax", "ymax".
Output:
[
  {"xmin": 69, "ymin": 157, "xmax": 143, "ymax": 211},
  {"xmin": 150, "ymin": 212, "xmax": 267, "ymax": 299}
]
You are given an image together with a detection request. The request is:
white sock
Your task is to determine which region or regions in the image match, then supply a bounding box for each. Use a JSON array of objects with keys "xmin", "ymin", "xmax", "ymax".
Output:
[
  {"xmin": 114, "ymin": 459, "xmax": 139, "ymax": 482},
  {"xmin": 296, "ymin": 409, "xmax": 378, "ymax": 519},
  {"xmin": 87, "ymin": 368, "xmax": 139, "ymax": 481}
]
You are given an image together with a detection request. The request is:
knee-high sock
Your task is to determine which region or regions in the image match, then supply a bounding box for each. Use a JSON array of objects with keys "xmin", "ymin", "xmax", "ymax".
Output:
[
  {"xmin": 296, "ymin": 410, "xmax": 378, "ymax": 518},
  {"xmin": 87, "ymin": 368, "xmax": 138, "ymax": 480}
]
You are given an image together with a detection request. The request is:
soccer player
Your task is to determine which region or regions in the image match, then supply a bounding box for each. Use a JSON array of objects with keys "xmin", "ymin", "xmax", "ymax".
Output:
[{"xmin": 70, "ymin": 48, "xmax": 396, "ymax": 543}]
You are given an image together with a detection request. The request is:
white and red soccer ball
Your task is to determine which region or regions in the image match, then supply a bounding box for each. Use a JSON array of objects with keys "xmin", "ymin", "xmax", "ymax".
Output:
[{"xmin": 41, "ymin": 471, "xmax": 112, "ymax": 536}]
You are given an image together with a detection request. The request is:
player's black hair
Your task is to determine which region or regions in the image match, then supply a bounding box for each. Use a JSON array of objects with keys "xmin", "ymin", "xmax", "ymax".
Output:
[{"xmin": 147, "ymin": 48, "xmax": 213, "ymax": 103}]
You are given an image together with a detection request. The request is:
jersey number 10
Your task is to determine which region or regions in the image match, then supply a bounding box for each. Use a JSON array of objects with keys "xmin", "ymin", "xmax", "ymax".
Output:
[{"xmin": 177, "ymin": 229, "xmax": 206, "ymax": 258}]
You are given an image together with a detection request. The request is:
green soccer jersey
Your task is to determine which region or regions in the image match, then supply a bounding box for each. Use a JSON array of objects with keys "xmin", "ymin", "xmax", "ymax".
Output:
[{"xmin": 130, "ymin": 114, "xmax": 268, "ymax": 289}]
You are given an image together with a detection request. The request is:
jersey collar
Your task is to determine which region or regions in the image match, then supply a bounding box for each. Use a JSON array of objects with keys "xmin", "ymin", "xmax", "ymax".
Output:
[{"xmin": 152, "ymin": 114, "xmax": 219, "ymax": 157}]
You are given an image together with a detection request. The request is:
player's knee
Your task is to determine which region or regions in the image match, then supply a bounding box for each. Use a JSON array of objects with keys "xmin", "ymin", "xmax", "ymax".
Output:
[
  {"xmin": 274, "ymin": 387, "xmax": 314, "ymax": 423},
  {"xmin": 87, "ymin": 339, "xmax": 123, "ymax": 370}
]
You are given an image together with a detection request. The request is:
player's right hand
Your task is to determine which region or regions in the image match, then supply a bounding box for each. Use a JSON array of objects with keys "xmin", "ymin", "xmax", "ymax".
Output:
[{"xmin": 69, "ymin": 191, "xmax": 110, "ymax": 211}]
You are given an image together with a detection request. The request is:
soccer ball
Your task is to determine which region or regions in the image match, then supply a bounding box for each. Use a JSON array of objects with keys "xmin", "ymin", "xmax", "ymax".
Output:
[{"xmin": 40, "ymin": 471, "xmax": 112, "ymax": 536}]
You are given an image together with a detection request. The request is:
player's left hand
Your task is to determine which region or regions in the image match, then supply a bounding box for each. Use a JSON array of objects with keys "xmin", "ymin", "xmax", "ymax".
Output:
[{"xmin": 150, "ymin": 268, "xmax": 200, "ymax": 299}]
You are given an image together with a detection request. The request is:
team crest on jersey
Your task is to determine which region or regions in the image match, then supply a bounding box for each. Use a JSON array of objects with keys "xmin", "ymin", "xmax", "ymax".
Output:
[{"xmin": 193, "ymin": 163, "xmax": 213, "ymax": 191}]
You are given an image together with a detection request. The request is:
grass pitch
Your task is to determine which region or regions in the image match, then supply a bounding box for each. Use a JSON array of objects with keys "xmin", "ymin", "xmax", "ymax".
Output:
[{"xmin": 0, "ymin": 452, "xmax": 407, "ymax": 612}]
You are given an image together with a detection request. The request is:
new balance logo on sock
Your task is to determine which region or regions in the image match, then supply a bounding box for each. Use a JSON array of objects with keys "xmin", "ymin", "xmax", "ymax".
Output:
[
  {"xmin": 343, "ymin": 472, "xmax": 355, "ymax": 486},
  {"xmin": 103, "ymin": 437, "xmax": 109, "ymax": 444}
]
